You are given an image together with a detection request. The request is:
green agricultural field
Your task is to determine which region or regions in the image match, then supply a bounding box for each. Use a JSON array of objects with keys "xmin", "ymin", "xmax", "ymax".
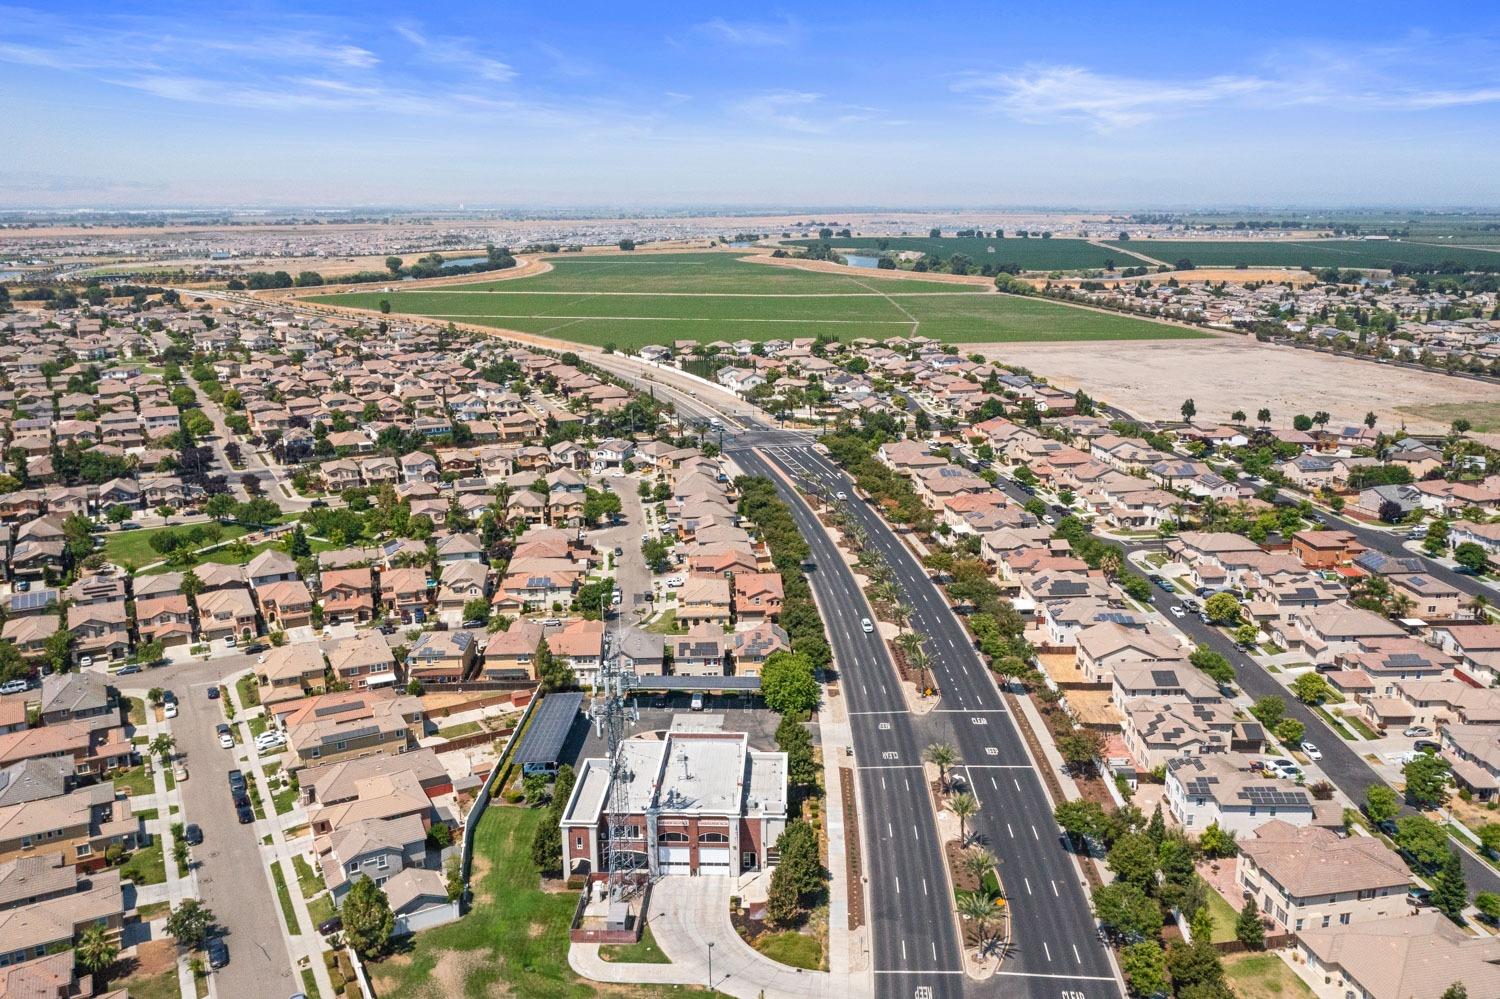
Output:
[
  {"xmin": 1104, "ymin": 239, "xmax": 1500, "ymax": 271},
  {"xmin": 786, "ymin": 235, "xmax": 1120, "ymax": 271},
  {"xmin": 309, "ymin": 252, "xmax": 1201, "ymax": 348}
]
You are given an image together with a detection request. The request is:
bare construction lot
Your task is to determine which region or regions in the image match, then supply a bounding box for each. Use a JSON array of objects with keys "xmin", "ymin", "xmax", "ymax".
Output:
[{"xmin": 969, "ymin": 336, "xmax": 1499, "ymax": 442}]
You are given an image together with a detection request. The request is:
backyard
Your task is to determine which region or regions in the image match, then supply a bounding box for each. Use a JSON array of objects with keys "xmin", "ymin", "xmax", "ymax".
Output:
[{"xmin": 1223, "ymin": 953, "xmax": 1315, "ymax": 999}]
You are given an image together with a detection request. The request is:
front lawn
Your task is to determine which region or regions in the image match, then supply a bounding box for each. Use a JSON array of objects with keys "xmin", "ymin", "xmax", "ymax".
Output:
[
  {"xmin": 121, "ymin": 838, "xmax": 166, "ymax": 885},
  {"xmin": 113, "ymin": 765, "xmax": 157, "ymax": 798},
  {"xmin": 236, "ymin": 674, "xmax": 261, "ymax": 708},
  {"xmin": 752, "ymin": 930, "xmax": 824, "ymax": 971},
  {"xmin": 293, "ymin": 854, "xmax": 324, "ymax": 899},
  {"xmin": 270, "ymin": 859, "xmax": 302, "ymax": 934}
]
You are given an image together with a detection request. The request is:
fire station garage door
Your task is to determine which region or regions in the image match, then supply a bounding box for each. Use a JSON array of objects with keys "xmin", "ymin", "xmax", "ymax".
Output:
[
  {"xmin": 698, "ymin": 848, "xmax": 732, "ymax": 873},
  {"xmin": 657, "ymin": 847, "xmax": 692, "ymax": 874}
]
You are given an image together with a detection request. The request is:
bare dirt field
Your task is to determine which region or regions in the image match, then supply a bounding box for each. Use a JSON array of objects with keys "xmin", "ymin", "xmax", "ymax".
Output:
[
  {"xmin": 1035, "ymin": 267, "xmax": 1318, "ymax": 288},
  {"xmin": 969, "ymin": 336, "xmax": 1500, "ymax": 442}
]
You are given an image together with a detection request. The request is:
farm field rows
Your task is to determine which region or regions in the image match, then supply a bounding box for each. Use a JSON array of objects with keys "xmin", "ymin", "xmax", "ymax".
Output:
[
  {"xmin": 786, "ymin": 235, "xmax": 1119, "ymax": 270},
  {"xmin": 309, "ymin": 252, "xmax": 1203, "ymax": 348},
  {"xmin": 1102, "ymin": 238, "xmax": 1500, "ymax": 270}
]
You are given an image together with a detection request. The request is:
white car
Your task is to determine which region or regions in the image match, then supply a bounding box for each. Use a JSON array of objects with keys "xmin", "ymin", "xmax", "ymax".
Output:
[
  {"xmin": 860, "ymin": 617, "xmax": 874, "ymax": 634},
  {"xmin": 0, "ymin": 680, "xmax": 27, "ymax": 696},
  {"xmin": 665, "ymin": 576, "xmax": 684, "ymax": 588},
  {"xmin": 256, "ymin": 654, "xmax": 267, "ymax": 665},
  {"xmin": 836, "ymin": 491, "xmax": 848, "ymax": 501},
  {"xmin": 163, "ymin": 702, "xmax": 179, "ymax": 719},
  {"xmin": 1169, "ymin": 606, "xmax": 1186, "ymax": 619},
  {"xmin": 218, "ymin": 731, "xmax": 234, "ymax": 749},
  {"xmin": 78, "ymin": 656, "xmax": 94, "ymax": 668},
  {"xmin": 1300, "ymin": 741, "xmax": 1322, "ymax": 761},
  {"xmin": 255, "ymin": 731, "xmax": 285, "ymax": 751}
]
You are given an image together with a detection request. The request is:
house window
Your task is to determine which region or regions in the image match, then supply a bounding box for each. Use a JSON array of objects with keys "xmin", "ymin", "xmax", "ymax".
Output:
[
  {"xmin": 1339, "ymin": 913, "xmax": 1350, "ymax": 925},
  {"xmin": 376, "ymin": 856, "xmax": 389, "ymax": 870},
  {"xmin": 699, "ymin": 832, "xmax": 729, "ymax": 844},
  {"xmin": 660, "ymin": 832, "xmax": 689, "ymax": 844},
  {"xmin": 76, "ymin": 843, "xmax": 92, "ymax": 857},
  {"xmin": 347, "ymin": 862, "xmax": 358, "ymax": 874}
]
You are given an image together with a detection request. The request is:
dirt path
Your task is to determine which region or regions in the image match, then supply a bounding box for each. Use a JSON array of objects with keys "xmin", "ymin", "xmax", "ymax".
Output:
[{"xmin": 1087, "ymin": 238, "xmax": 1164, "ymax": 266}]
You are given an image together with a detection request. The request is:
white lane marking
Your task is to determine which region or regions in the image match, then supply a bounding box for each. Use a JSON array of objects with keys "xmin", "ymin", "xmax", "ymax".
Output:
[
  {"xmin": 1024, "ymin": 877, "xmax": 1032, "ymax": 895},
  {"xmin": 991, "ymin": 777, "xmax": 998, "ymax": 789},
  {"xmin": 1014, "ymin": 778, "xmax": 1021, "ymax": 791},
  {"xmin": 922, "ymin": 878, "xmax": 929, "ymax": 895},
  {"xmin": 895, "ymin": 876, "xmax": 901, "ymax": 894},
  {"xmin": 995, "ymin": 972, "xmax": 1117, "ymax": 981},
  {"xmin": 1007, "ymin": 823, "xmax": 1014, "ymax": 838},
  {"xmin": 1072, "ymin": 943, "xmax": 1081, "ymax": 963},
  {"xmin": 901, "ymin": 940, "xmax": 907, "ymax": 961},
  {"xmin": 1051, "ymin": 880, "xmax": 1058, "ymax": 896},
  {"xmin": 1043, "ymin": 942, "xmax": 1052, "ymax": 962},
  {"xmin": 931, "ymin": 942, "xmax": 937, "ymax": 961},
  {"xmin": 1031, "ymin": 825, "xmax": 1039, "ymax": 840},
  {"xmin": 888, "ymin": 822, "xmax": 893, "ymax": 837}
]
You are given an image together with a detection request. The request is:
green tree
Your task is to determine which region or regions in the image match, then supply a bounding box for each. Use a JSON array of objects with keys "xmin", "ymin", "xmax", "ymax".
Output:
[
  {"xmin": 1092, "ymin": 881, "xmax": 1163, "ymax": 942},
  {"xmin": 1403, "ymin": 753, "xmax": 1451, "ymax": 809},
  {"xmin": 1455, "ymin": 542, "xmax": 1491, "ymax": 574},
  {"xmin": 776, "ymin": 713, "xmax": 818, "ymax": 788},
  {"xmin": 342, "ymin": 876, "xmax": 395, "ymax": 959},
  {"xmin": 165, "ymin": 899, "xmax": 215, "ymax": 949},
  {"xmin": 1274, "ymin": 717, "xmax": 1305, "ymax": 746},
  {"xmin": 1478, "ymin": 822, "xmax": 1500, "ymax": 858},
  {"xmin": 1203, "ymin": 592, "xmax": 1242, "ymax": 625},
  {"xmin": 1189, "ymin": 646, "xmax": 1235, "ymax": 685},
  {"xmin": 1054, "ymin": 799, "xmax": 1110, "ymax": 848},
  {"xmin": 1432, "ymin": 848, "xmax": 1468, "ymax": 919},
  {"xmin": 1441, "ymin": 984, "xmax": 1468, "ymax": 999},
  {"xmin": 535, "ymin": 638, "xmax": 573, "ymax": 693},
  {"xmin": 1181, "ymin": 398, "xmax": 1197, "ymax": 421},
  {"xmin": 1121, "ymin": 940, "xmax": 1168, "ymax": 998},
  {"xmin": 461, "ymin": 598, "xmax": 491, "ymax": 626},
  {"xmin": 1198, "ymin": 821, "xmax": 1237, "ymax": 859},
  {"xmin": 956, "ymin": 890, "xmax": 1003, "ymax": 952},
  {"xmin": 445, "ymin": 855, "xmax": 463, "ymax": 902},
  {"xmin": 1233, "ymin": 623, "xmax": 1259, "ymax": 648},
  {"xmin": 1474, "ymin": 891, "xmax": 1500, "ymax": 923},
  {"xmin": 75, "ymin": 921, "xmax": 119, "ymax": 986},
  {"xmin": 1396, "ymin": 814, "xmax": 1450, "ymax": 869},
  {"xmin": 1166, "ymin": 939, "xmax": 1227, "ymax": 996},
  {"xmin": 1107, "ymin": 832, "xmax": 1159, "ymax": 892},
  {"xmin": 1250, "ymin": 695, "xmax": 1285, "ymax": 730},
  {"xmin": 522, "ymin": 772, "xmax": 549, "ymax": 806},
  {"xmin": 1235, "ymin": 896, "xmax": 1266, "ymax": 950},
  {"xmin": 949, "ymin": 792, "xmax": 979, "ymax": 844},
  {"xmin": 761, "ymin": 650, "xmax": 818, "ymax": 715},
  {"xmin": 1366, "ymin": 785, "xmax": 1400, "ymax": 825},
  {"xmin": 1291, "ymin": 671, "xmax": 1334, "ymax": 705},
  {"xmin": 530, "ymin": 817, "xmax": 562, "ymax": 875}
]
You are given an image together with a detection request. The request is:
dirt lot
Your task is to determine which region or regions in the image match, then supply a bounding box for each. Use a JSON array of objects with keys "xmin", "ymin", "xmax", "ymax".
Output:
[
  {"xmin": 1036, "ymin": 267, "xmax": 1318, "ymax": 288},
  {"xmin": 968, "ymin": 336, "xmax": 1500, "ymax": 443}
]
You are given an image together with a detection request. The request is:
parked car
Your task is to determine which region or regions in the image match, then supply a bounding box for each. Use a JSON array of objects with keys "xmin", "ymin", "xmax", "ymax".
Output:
[
  {"xmin": 207, "ymin": 938, "xmax": 229, "ymax": 968},
  {"xmin": 666, "ymin": 576, "xmax": 684, "ymax": 588},
  {"xmin": 0, "ymin": 680, "xmax": 27, "ymax": 696},
  {"xmin": 164, "ymin": 702, "xmax": 178, "ymax": 719},
  {"xmin": 116, "ymin": 663, "xmax": 140, "ymax": 676},
  {"xmin": 255, "ymin": 731, "xmax": 285, "ymax": 751},
  {"xmin": 184, "ymin": 823, "xmax": 203, "ymax": 845},
  {"xmin": 207, "ymin": 686, "xmax": 220, "ymax": 700},
  {"xmin": 1414, "ymin": 740, "xmax": 1441, "ymax": 754},
  {"xmin": 1300, "ymin": 742, "xmax": 1322, "ymax": 761},
  {"xmin": 227, "ymin": 769, "xmax": 246, "ymax": 791},
  {"xmin": 317, "ymin": 916, "xmax": 343, "ymax": 936},
  {"xmin": 236, "ymin": 805, "xmax": 254, "ymax": 824},
  {"xmin": 1169, "ymin": 605, "xmax": 1186, "ymax": 619},
  {"xmin": 12, "ymin": 581, "xmax": 28, "ymax": 593},
  {"xmin": 1403, "ymin": 725, "xmax": 1432, "ymax": 738}
]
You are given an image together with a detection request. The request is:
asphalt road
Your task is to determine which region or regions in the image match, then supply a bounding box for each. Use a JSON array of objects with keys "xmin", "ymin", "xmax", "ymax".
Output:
[
  {"xmin": 759, "ymin": 444, "xmax": 1122, "ymax": 999},
  {"xmin": 126, "ymin": 654, "xmax": 302, "ymax": 997},
  {"xmin": 735, "ymin": 446, "xmax": 966, "ymax": 999},
  {"xmin": 1320, "ymin": 509, "xmax": 1496, "ymax": 602}
]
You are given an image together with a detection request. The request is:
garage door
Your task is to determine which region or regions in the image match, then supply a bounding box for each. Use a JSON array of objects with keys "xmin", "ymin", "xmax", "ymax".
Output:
[
  {"xmin": 698, "ymin": 848, "xmax": 732, "ymax": 874},
  {"xmin": 657, "ymin": 846, "xmax": 691, "ymax": 874}
]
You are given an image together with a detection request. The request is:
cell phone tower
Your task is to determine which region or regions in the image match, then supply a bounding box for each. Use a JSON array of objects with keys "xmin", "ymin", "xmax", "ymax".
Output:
[{"xmin": 590, "ymin": 590, "xmax": 648, "ymax": 903}]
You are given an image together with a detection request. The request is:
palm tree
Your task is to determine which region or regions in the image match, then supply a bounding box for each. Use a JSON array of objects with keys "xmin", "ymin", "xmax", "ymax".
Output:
[
  {"xmin": 923, "ymin": 742, "xmax": 959, "ymax": 791},
  {"xmin": 958, "ymin": 847, "xmax": 997, "ymax": 889},
  {"xmin": 1099, "ymin": 548, "xmax": 1123, "ymax": 579},
  {"xmin": 949, "ymin": 791, "xmax": 980, "ymax": 844},
  {"xmin": 892, "ymin": 603, "xmax": 913, "ymax": 630},
  {"xmin": 956, "ymin": 890, "xmax": 1002, "ymax": 954},
  {"xmin": 896, "ymin": 631, "xmax": 925, "ymax": 660},
  {"xmin": 1257, "ymin": 408, "xmax": 1271, "ymax": 425},
  {"xmin": 75, "ymin": 922, "xmax": 118, "ymax": 989}
]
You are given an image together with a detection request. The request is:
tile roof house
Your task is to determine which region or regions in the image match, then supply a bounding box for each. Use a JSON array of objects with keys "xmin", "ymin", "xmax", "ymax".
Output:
[
  {"xmin": 1235, "ymin": 819, "xmax": 1409, "ymax": 933},
  {"xmin": 327, "ymin": 632, "xmax": 399, "ymax": 691},
  {"xmin": 1296, "ymin": 912, "xmax": 1500, "ymax": 999},
  {"xmin": 1166, "ymin": 753, "xmax": 1340, "ymax": 835},
  {"xmin": 673, "ymin": 624, "xmax": 726, "ymax": 676}
]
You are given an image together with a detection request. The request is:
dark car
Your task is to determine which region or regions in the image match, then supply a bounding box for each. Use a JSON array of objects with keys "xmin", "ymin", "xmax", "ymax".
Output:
[
  {"xmin": 116, "ymin": 664, "xmax": 142, "ymax": 676},
  {"xmin": 318, "ymin": 915, "xmax": 343, "ymax": 936},
  {"xmin": 227, "ymin": 769, "xmax": 245, "ymax": 789},
  {"xmin": 378, "ymin": 623, "xmax": 397, "ymax": 635},
  {"xmin": 206, "ymin": 937, "xmax": 229, "ymax": 968},
  {"xmin": 232, "ymin": 792, "xmax": 250, "ymax": 809},
  {"xmin": 243, "ymin": 643, "xmax": 268, "ymax": 654},
  {"xmin": 184, "ymin": 823, "xmax": 203, "ymax": 845},
  {"xmin": 207, "ymin": 686, "xmax": 220, "ymax": 700},
  {"xmin": 236, "ymin": 805, "xmax": 254, "ymax": 824},
  {"xmin": 309, "ymin": 499, "xmax": 328, "ymax": 508}
]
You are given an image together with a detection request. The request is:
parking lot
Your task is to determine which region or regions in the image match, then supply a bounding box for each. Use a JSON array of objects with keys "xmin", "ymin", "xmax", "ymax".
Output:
[{"xmin": 562, "ymin": 696, "xmax": 792, "ymax": 770}]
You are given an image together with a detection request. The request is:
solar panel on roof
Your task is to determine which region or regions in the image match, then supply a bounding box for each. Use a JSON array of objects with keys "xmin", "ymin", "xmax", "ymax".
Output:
[{"xmin": 8, "ymin": 589, "xmax": 56, "ymax": 612}]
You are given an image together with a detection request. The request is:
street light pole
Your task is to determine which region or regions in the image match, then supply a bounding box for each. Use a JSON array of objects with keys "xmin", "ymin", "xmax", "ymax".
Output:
[{"xmin": 707, "ymin": 940, "xmax": 714, "ymax": 990}]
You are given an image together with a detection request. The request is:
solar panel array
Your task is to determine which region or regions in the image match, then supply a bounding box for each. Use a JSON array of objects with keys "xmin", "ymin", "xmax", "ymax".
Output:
[{"xmin": 514, "ymin": 692, "xmax": 584, "ymax": 766}]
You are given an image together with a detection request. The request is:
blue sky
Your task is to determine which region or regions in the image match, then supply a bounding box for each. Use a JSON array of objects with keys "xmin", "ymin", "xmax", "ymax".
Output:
[{"xmin": 5, "ymin": 1, "xmax": 1500, "ymax": 208}]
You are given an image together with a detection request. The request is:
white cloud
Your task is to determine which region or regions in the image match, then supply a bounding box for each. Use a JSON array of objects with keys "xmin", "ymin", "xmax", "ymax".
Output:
[
  {"xmin": 694, "ymin": 16, "xmax": 801, "ymax": 48},
  {"xmin": 955, "ymin": 65, "xmax": 1268, "ymax": 130},
  {"xmin": 394, "ymin": 22, "xmax": 516, "ymax": 83}
]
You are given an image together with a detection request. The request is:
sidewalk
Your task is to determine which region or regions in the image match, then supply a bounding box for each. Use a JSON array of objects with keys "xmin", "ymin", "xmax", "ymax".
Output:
[
  {"xmin": 816, "ymin": 685, "xmax": 869, "ymax": 980},
  {"xmin": 570, "ymin": 877, "xmax": 871, "ymax": 999}
]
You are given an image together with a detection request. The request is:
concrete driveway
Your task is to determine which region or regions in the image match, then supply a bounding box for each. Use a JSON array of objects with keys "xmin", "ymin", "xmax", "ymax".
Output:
[{"xmin": 570, "ymin": 876, "xmax": 868, "ymax": 999}]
